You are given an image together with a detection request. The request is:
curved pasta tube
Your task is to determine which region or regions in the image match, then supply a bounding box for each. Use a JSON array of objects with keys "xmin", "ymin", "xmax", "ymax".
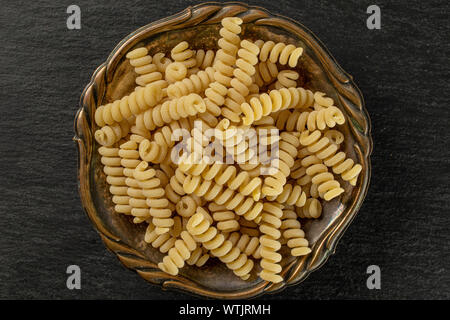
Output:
[
  {"xmin": 152, "ymin": 52, "xmax": 172, "ymax": 74},
  {"xmin": 228, "ymin": 232, "xmax": 261, "ymax": 259},
  {"xmin": 136, "ymin": 93, "xmax": 206, "ymax": 131},
  {"xmin": 165, "ymin": 168, "xmax": 188, "ymax": 204},
  {"xmin": 94, "ymin": 120, "xmax": 130, "ymax": 146},
  {"xmin": 238, "ymin": 216, "xmax": 260, "ymax": 238},
  {"xmin": 299, "ymin": 130, "xmax": 346, "ymax": 200},
  {"xmin": 301, "ymin": 129, "xmax": 361, "ymax": 186},
  {"xmin": 266, "ymin": 183, "xmax": 307, "ymax": 207},
  {"xmin": 171, "ymin": 41, "xmax": 196, "ymax": 68},
  {"xmin": 262, "ymin": 132, "xmax": 300, "ymax": 197},
  {"xmin": 95, "ymin": 83, "xmax": 163, "ymax": 127},
  {"xmin": 281, "ymin": 209, "xmax": 311, "ymax": 256},
  {"xmin": 178, "ymin": 151, "xmax": 262, "ymax": 201},
  {"xmin": 144, "ymin": 222, "xmax": 177, "ymax": 253},
  {"xmin": 222, "ymin": 40, "xmax": 260, "ymax": 123},
  {"xmin": 253, "ymin": 61, "xmax": 279, "ymax": 88},
  {"xmin": 296, "ymin": 198, "xmax": 322, "ymax": 218},
  {"xmin": 158, "ymin": 230, "xmax": 199, "ymax": 275},
  {"xmin": 98, "ymin": 146, "xmax": 130, "ymax": 215},
  {"xmin": 182, "ymin": 175, "xmax": 264, "ymax": 222},
  {"xmin": 259, "ymin": 41, "xmax": 304, "ymax": 67},
  {"xmin": 167, "ymin": 67, "xmax": 215, "ymax": 98},
  {"xmin": 240, "ymin": 87, "xmax": 313, "ymax": 125},
  {"xmin": 187, "ymin": 210, "xmax": 254, "ymax": 280},
  {"xmin": 258, "ymin": 202, "xmax": 283, "ymax": 283},
  {"xmin": 274, "ymin": 70, "xmax": 299, "ymax": 89},
  {"xmin": 273, "ymin": 105, "xmax": 345, "ymax": 132},
  {"xmin": 126, "ymin": 47, "xmax": 163, "ymax": 87},
  {"xmin": 134, "ymin": 161, "xmax": 173, "ymax": 234},
  {"xmin": 176, "ymin": 194, "xmax": 203, "ymax": 218},
  {"xmin": 313, "ymin": 91, "xmax": 335, "ymax": 108},
  {"xmin": 204, "ymin": 17, "xmax": 243, "ymax": 117}
]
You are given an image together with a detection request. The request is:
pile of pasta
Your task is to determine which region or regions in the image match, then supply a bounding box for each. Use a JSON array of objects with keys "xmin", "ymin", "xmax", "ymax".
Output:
[{"xmin": 94, "ymin": 17, "xmax": 362, "ymax": 283}]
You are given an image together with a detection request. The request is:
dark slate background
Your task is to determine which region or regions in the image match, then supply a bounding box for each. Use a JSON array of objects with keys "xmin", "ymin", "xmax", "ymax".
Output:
[{"xmin": 1, "ymin": 0, "xmax": 449, "ymax": 300}]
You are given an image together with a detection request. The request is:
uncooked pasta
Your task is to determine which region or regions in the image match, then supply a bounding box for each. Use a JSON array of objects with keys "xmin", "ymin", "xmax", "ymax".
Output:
[{"xmin": 94, "ymin": 16, "xmax": 362, "ymax": 284}]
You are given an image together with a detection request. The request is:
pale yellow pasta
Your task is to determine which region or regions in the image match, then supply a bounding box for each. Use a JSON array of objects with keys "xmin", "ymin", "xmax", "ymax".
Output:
[
  {"xmin": 203, "ymin": 17, "xmax": 243, "ymax": 118},
  {"xmin": 262, "ymin": 131, "xmax": 300, "ymax": 197},
  {"xmin": 258, "ymin": 202, "xmax": 283, "ymax": 283},
  {"xmin": 187, "ymin": 209, "xmax": 254, "ymax": 280},
  {"xmin": 274, "ymin": 70, "xmax": 299, "ymax": 89},
  {"xmin": 126, "ymin": 47, "xmax": 163, "ymax": 87},
  {"xmin": 136, "ymin": 93, "xmax": 206, "ymax": 131},
  {"xmin": 152, "ymin": 52, "xmax": 172, "ymax": 74},
  {"xmin": 158, "ymin": 230, "xmax": 198, "ymax": 275},
  {"xmin": 303, "ymin": 130, "xmax": 362, "ymax": 186},
  {"xmin": 266, "ymin": 183, "xmax": 307, "ymax": 207},
  {"xmin": 164, "ymin": 62, "xmax": 188, "ymax": 84},
  {"xmin": 94, "ymin": 120, "xmax": 130, "ymax": 146},
  {"xmin": 171, "ymin": 41, "xmax": 196, "ymax": 68},
  {"xmin": 194, "ymin": 49, "xmax": 215, "ymax": 70},
  {"xmin": 94, "ymin": 15, "xmax": 364, "ymax": 284},
  {"xmin": 167, "ymin": 67, "xmax": 215, "ymax": 99},
  {"xmin": 281, "ymin": 209, "xmax": 311, "ymax": 256},
  {"xmin": 240, "ymin": 87, "xmax": 310, "ymax": 126},
  {"xmin": 95, "ymin": 83, "xmax": 163, "ymax": 127},
  {"xmin": 259, "ymin": 41, "xmax": 304, "ymax": 67},
  {"xmin": 98, "ymin": 146, "xmax": 130, "ymax": 215},
  {"xmin": 221, "ymin": 40, "xmax": 260, "ymax": 123},
  {"xmin": 296, "ymin": 197, "xmax": 322, "ymax": 219},
  {"xmin": 182, "ymin": 174, "xmax": 264, "ymax": 222}
]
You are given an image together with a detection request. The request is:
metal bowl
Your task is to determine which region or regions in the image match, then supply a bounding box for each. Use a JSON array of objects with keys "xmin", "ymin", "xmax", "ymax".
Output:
[{"xmin": 74, "ymin": 2, "xmax": 372, "ymax": 299}]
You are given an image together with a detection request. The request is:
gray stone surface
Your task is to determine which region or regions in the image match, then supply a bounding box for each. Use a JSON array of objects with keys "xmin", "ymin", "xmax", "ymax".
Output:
[{"xmin": 0, "ymin": 0, "xmax": 449, "ymax": 299}]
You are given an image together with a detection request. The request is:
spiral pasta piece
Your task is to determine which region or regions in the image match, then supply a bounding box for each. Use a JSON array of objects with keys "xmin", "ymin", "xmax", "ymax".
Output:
[
  {"xmin": 95, "ymin": 120, "xmax": 130, "ymax": 146},
  {"xmin": 135, "ymin": 93, "xmax": 206, "ymax": 131},
  {"xmin": 274, "ymin": 70, "xmax": 299, "ymax": 89},
  {"xmin": 98, "ymin": 146, "xmax": 131, "ymax": 215},
  {"xmin": 299, "ymin": 130, "xmax": 345, "ymax": 200},
  {"xmin": 228, "ymin": 231, "xmax": 261, "ymax": 259},
  {"xmin": 238, "ymin": 216, "xmax": 260, "ymax": 238},
  {"xmin": 253, "ymin": 61, "xmax": 279, "ymax": 88},
  {"xmin": 203, "ymin": 17, "xmax": 242, "ymax": 117},
  {"xmin": 176, "ymin": 194, "xmax": 202, "ymax": 218},
  {"xmin": 212, "ymin": 209, "xmax": 240, "ymax": 233},
  {"xmin": 262, "ymin": 132, "xmax": 300, "ymax": 197},
  {"xmin": 222, "ymin": 40, "xmax": 260, "ymax": 123},
  {"xmin": 259, "ymin": 41, "xmax": 304, "ymax": 67},
  {"xmin": 258, "ymin": 202, "xmax": 283, "ymax": 283},
  {"xmin": 187, "ymin": 210, "xmax": 254, "ymax": 280},
  {"xmin": 281, "ymin": 209, "xmax": 311, "ymax": 256},
  {"xmin": 158, "ymin": 230, "xmax": 199, "ymax": 275},
  {"xmin": 194, "ymin": 49, "xmax": 215, "ymax": 70},
  {"xmin": 144, "ymin": 222, "xmax": 176, "ymax": 253},
  {"xmin": 152, "ymin": 52, "xmax": 172, "ymax": 74},
  {"xmin": 95, "ymin": 83, "xmax": 163, "ymax": 127},
  {"xmin": 296, "ymin": 197, "xmax": 322, "ymax": 218},
  {"xmin": 167, "ymin": 67, "xmax": 215, "ymax": 99},
  {"xmin": 266, "ymin": 183, "xmax": 307, "ymax": 207},
  {"xmin": 182, "ymin": 174, "xmax": 264, "ymax": 222},
  {"xmin": 178, "ymin": 150, "xmax": 263, "ymax": 201},
  {"xmin": 126, "ymin": 47, "xmax": 163, "ymax": 87},
  {"xmin": 164, "ymin": 62, "xmax": 188, "ymax": 84},
  {"xmin": 240, "ymin": 87, "xmax": 311, "ymax": 126}
]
